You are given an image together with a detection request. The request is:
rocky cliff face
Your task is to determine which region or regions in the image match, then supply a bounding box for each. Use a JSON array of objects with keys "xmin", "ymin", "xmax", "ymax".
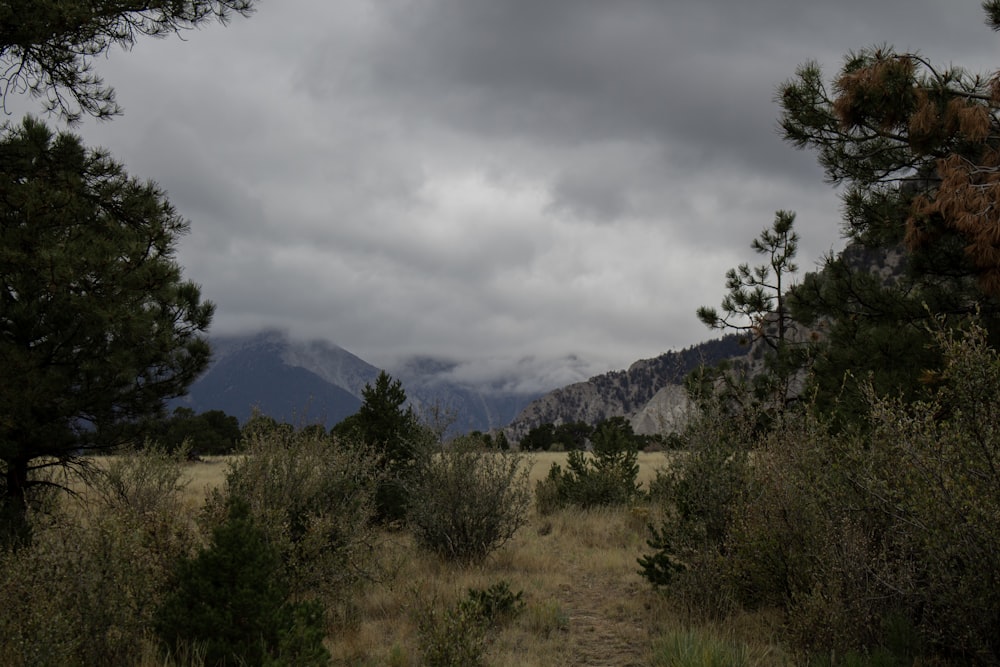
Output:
[
  {"xmin": 503, "ymin": 336, "xmax": 744, "ymax": 442},
  {"xmin": 629, "ymin": 384, "xmax": 693, "ymax": 436}
]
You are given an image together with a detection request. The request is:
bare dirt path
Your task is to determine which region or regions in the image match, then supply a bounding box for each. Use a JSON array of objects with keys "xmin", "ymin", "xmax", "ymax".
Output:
[{"xmin": 556, "ymin": 573, "xmax": 649, "ymax": 666}]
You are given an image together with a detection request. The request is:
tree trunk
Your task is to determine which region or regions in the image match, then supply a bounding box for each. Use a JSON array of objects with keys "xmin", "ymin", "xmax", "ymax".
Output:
[{"xmin": 1, "ymin": 457, "xmax": 31, "ymax": 546}]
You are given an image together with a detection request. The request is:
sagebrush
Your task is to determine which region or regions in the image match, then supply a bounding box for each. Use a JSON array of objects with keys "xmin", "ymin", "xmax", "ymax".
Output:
[{"xmin": 407, "ymin": 434, "xmax": 531, "ymax": 563}]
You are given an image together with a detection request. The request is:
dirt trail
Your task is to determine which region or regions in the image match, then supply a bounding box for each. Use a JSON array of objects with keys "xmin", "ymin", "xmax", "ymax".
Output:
[{"xmin": 554, "ymin": 561, "xmax": 649, "ymax": 666}]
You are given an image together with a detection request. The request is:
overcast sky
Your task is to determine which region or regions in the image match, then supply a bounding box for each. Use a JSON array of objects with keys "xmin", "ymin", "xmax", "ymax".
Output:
[{"xmin": 13, "ymin": 1, "xmax": 1000, "ymax": 391}]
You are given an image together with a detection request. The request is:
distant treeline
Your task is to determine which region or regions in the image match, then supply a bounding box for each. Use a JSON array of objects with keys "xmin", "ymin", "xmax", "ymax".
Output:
[{"xmin": 141, "ymin": 408, "xmax": 241, "ymax": 456}]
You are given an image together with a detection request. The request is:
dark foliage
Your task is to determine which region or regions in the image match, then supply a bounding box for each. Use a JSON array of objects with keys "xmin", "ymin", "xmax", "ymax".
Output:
[
  {"xmin": 0, "ymin": 118, "xmax": 212, "ymax": 543},
  {"xmin": 416, "ymin": 581, "xmax": 525, "ymax": 667},
  {"xmin": 142, "ymin": 407, "xmax": 241, "ymax": 456},
  {"xmin": 535, "ymin": 417, "xmax": 642, "ymax": 513},
  {"xmin": 407, "ymin": 435, "xmax": 530, "ymax": 562},
  {"xmin": 333, "ymin": 371, "xmax": 426, "ymax": 523},
  {"xmin": 155, "ymin": 499, "xmax": 330, "ymax": 666}
]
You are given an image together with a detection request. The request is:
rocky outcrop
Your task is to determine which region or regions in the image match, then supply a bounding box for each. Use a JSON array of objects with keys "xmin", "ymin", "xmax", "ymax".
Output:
[
  {"xmin": 503, "ymin": 336, "xmax": 745, "ymax": 442},
  {"xmin": 629, "ymin": 384, "xmax": 693, "ymax": 436}
]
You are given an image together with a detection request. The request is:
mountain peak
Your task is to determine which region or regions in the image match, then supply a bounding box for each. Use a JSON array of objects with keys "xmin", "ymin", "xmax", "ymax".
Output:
[{"xmin": 178, "ymin": 331, "xmax": 542, "ymax": 433}]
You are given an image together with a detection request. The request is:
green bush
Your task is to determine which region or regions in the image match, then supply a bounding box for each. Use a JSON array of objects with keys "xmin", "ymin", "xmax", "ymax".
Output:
[
  {"xmin": 87, "ymin": 442, "xmax": 195, "ymax": 522},
  {"xmin": 534, "ymin": 417, "xmax": 642, "ymax": 513},
  {"xmin": 156, "ymin": 499, "xmax": 330, "ymax": 666},
  {"xmin": 333, "ymin": 371, "xmax": 427, "ymax": 524},
  {"xmin": 206, "ymin": 419, "xmax": 381, "ymax": 602},
  {"xmin": 766, "ymin": 324, "xmax": 1000, "ymax": 660},
  {"xmin": 637, "ymin": 397, "xmax": 758, "ymax": 613},
  {"xmin": 645, "ymin": 321, "xmax": 1000, "ymax": 662},
  {"xmin": 0, "ymin": 446, "xmax": 196, "ymax": 666},
  {"xmin": 0, "ymin": 509, "xmax": 190, "ymax": 666},
  {"xmin": 415, "ymin": 582, "xmax": 524, "ymax": 667},
  {"xmin": 637, "ymin": 522, "xmax": 687, "ymax": 588},
  {"xmin": 462, "ymin": 580, "xmax": 525, "ymax": 627},
  {"xmin": 534, "ymin": 461, "xmax": 566, "ymax": 515},
  {"xmin": 415, "ymin": 598, "xmax": 488, "ymax": 667},
  {"xmin": 818, "ymin": 323, "xmax": 1000, "ymax": 660},
  {"xmin": 407, "ymin": 435, "xmax": 530, "ymax": 562}
]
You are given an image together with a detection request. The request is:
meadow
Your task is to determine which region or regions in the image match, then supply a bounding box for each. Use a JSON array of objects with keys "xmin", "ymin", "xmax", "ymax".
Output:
[
  {"xmin": 0, "ymin": 441, "xmax": 820, "ymax": 667},
  {"xmin": 163, "ymin": 451, "xmax": 791, "ymax": 666},
  {"xmin": 178, "ymin": 451, "xmax": 668, "ymax": 505},
  {"xmin": 9, "ymin": 349, "xmax": 990, "ymax": 666}
]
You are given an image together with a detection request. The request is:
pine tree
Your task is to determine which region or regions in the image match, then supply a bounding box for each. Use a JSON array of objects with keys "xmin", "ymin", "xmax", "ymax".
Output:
[
  {"xmin": 695, "ymin": 211, "xmax": 809, "ymax": 418},
  {"xmin": 334, "ymin": 371, "xmax": 425, "ymax": 522},
  {"xmin": 0, "ymin": 118, "xmax": 213, "ymax": 543},
  {"xmin": 155, "ymin": 499, "xmax": 330, "ymax": 666}
]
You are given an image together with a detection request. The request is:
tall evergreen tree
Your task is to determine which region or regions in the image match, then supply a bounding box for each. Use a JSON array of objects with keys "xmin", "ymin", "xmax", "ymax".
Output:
[
  {"xmin": 779, "ymin": 6, "xmax": 1000, "ymax": 301},
  {"xmin": 695, "ymin": 211, "xmax": 808, "ymax": 417},
  {"xmin": 0, "ymin": 117, "xmax": 213, "ymax": 542},
  {"xmin": 698, "ymin": 210, "xmax": 800, "ymax": 353},
  {"xmin": 334, "ymin": 371, "xmax": 424, "ymax": 522},
  {"xmin": 351, "ymin": 371, "xmax": 419, "ymax": 464}
]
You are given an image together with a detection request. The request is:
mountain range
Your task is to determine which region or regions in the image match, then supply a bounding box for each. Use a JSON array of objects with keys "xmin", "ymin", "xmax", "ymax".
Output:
[
  {"xmin": 172, "ymin": 330, "xmax": 544, "ymax": 435},
  {"xmin": 177, "ymin": 241, "xmax": 908, "ymax": 440},
  {"xmin": 497, "ymin": 241, "xmax": 908, "ymax": 440},
  {"xmin": 173, "ymin": 329, "xmax": 747, "ymax": 441}
]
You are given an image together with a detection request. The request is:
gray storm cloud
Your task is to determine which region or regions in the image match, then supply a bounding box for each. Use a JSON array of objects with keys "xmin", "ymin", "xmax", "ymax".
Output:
[{"xmin": 23, "ymin": 0, "xmax": 999, "ymax": 389}]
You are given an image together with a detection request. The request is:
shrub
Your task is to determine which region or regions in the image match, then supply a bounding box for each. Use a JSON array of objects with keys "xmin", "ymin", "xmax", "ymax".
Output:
[
  {"xmin": 415, "ymin": 582, "xmax": 525, "ymax": 667},
  {"xmin": 462, "ymin": 580, "xmax": 525, "ymax": 626},
  {"xmin": 646, "ymin": 321, "xmax": 1000, "ymax": 661},
  {"xmin": 0, "ymin": 446, "xmax": 196, "ymax": 666},
  {"xmin": 809, "ymin": 322, "xmax": 1000, "ymax": 660},
  {"xmin": 636, "ymin": 522, "xmax": 687, "ymax": 588},
  {"xmin": 0, "ymin": 510, "xmax": 185, "ymax": 666},
  {"xmin": 719, "ymin": 421, "xmax": 828, "ymax": 611},
  {"xmin": 206, "ymin": 419, "xmax": 381, "ymax": 602},
  {"xmin": 155, "ymin": 499, "xmax": 330, "ymax": 666},
  {"xmin": 406, "ymin": 435, "xmax": 530, "ymax": 563},
  {"xmin": 534, "ymin": 417, "xmax": 642, "ymax": 513},
  {"xmin": 534, "ymin": 461, "xmax": 569, "ymax": 515},
  {"xmin": 758, "ymin": 323, "xmax": 1000, "ymax": 660},
  {"xmin": 638, "ymin": 397, "xmax": 757, "ymax": 611},
  {"xmin": 86, "ymin": 442, "xmax": 195, "ymax": 526},
  {"xmin": 650, "ymin": 628, "xmax": 751, "ymax": 667},
  {"xmin": 415, "ymin": 598, "xmax": 488, "ymax": 667}
]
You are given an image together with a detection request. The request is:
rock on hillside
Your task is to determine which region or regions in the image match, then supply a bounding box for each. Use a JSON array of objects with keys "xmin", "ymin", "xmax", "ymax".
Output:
[
  {"xmin": 503, "ymin": 336, "xmax": 745, "ymax": 442},
  {"xmin": 629, "ymin": 384, "xmax": 693, "ymax": 436}
]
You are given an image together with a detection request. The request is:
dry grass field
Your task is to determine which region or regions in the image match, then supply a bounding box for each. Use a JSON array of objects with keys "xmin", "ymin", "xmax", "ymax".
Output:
[
  {"xmin": 178, "ymin": 451, "xmax": 670, "ymax": 505},
  {"xmin": 161, "ymin": 452, "xmax": 791, "ymax": 666}
]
